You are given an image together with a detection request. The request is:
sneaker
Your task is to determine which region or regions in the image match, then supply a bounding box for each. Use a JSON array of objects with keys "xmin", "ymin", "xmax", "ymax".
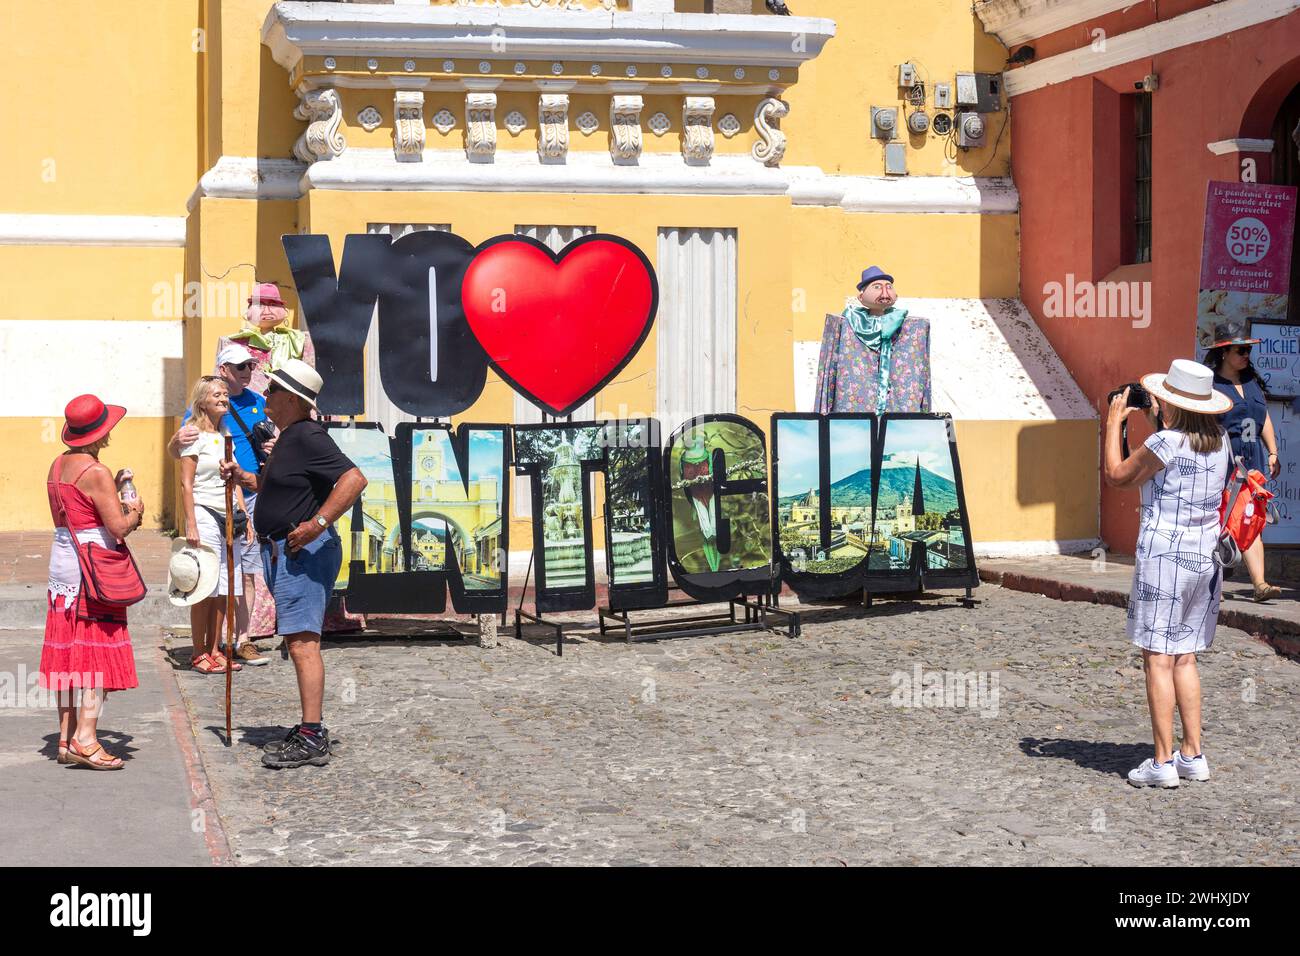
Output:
[
  {"xmin": 1127, "ymin": 757, "xmax": 1180, "ymax": 788},
  {"xmin": 1174, "ymin": 750, "xmax": 1211, "ymax": 782},
  {"xmin": 262, "ymin": 724, "xmax": 302, "ymax": 754},
  {"xmin": 262, "ymin": 727, "xmax": 330, "ymax": 769},
  {"xmin": 236, "ymin": 642, "xmax": 269, "ymax": 666}
]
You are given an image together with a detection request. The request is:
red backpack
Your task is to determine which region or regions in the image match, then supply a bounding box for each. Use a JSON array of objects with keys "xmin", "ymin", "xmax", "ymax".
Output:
[{"xmin": 1214, "ymin": 457, "xmax": 1277, "ymax": 567}]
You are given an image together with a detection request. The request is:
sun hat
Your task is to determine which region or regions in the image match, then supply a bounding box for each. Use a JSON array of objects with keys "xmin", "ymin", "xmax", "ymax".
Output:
[
  {"xmin": 266, "ymin": 358, "xmax": 323, "ymax": 409},
  {"xmin": 1140, "ymin": 359, "xmax": 1233, "ymax": 415},
  {"xmin": 856, "ymin": 265, "xmax": 895, "ymax": 291},
  {"xmin": 215, "ymin": 342, "xmax": 255, "ymax": 368},
  {"xmin": 62, "ymin": 394, "xmax": 126, "ymax": 448},
  {"xmin": 167, "ymin": 539, "xmax": 219, "ymax": 607},
  {"xmin": 247, "ymin": 282, "xmax": 286, "ymax": 308},
  {"xmin": 1209, "ymin": 317, "xmax": 1261, "ymax": 349}
]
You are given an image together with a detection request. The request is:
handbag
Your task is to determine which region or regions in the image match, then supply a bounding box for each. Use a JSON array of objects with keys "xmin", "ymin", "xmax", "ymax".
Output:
[
  {"xmin": 50, "ymin": 459, "xmax": 147, "ymax": 609},
  {"xmin": 1213, "ymin": 455, "xmax": 1278, "ymax": 568},
  {"xmin": 202, "ymin": 504, "xmax": 248, "ymax": 540}
]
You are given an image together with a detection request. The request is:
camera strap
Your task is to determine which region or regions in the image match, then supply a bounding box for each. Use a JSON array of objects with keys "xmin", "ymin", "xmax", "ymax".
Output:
[{"xmin": 226, "ymin": 400, "xmax": 266, "ymax": 466}]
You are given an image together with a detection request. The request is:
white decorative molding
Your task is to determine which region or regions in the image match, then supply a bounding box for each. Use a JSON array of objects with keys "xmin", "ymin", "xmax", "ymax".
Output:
[
  {"xmin": 262, "ymin": 3, "xmax": 837, "ymax": 71},
  {"xmin": 0, "ymin": 214, "xmax": 187, "ymax": 247},
  {"xmin": 682, "ymin": 96, "xmax": 715, "ymax": 166},
  {"xmin": 357, "ymin": 105, "xmax": 383, "ymax": 131},
  {"xmin": 505, "ymin": 110, "xmax": 528, "ymax": 135},
  {"xmin": 576, "ymin": 111, "xmax": 600, "ymax": 135},
  {"xmin": 0, "ymin": 320, "xmax": 185, "ymax": 417},
  {"xmin": 188, "ymin": 156, "xmax": 306, "ymax": 209},
  {"xmin": 465, "ymin": 91, "xmax": 497, "ymax": 162},
  {"xmin": 718, "ymin": 113, "xmax": 741, "ymax": 138},
  {"xmin": 394, "ymin": 90, "xmax": 425, "ymax": 161},
  {"xmin": 786, "ymin": 169, "xmax": 1019, "ymax": 214},
  {"xmin": 292, "ymin": 88, "xmax": 346, "ymax": 163},
  {"xmin": 648, "ymin": 111, "xmax": 671, "ymax": 136},
  {"xmin": 752, "ymin": 96, "xmax": 788, "ymax": 167},
  {"xmin": 432, "ymin": 108, "xmax": 456, "ymax": 134},
  {"xmin": 973, "ymin": 0, "xmax": 1142, "ymax": 48},
  {"xmin": 538, "ymin": 93, "xmax": 570, "ymax": 163},
  {"xmin": 1206, "ymin": 138, "xmax": 1275, "ymax": 156},
  {"xmin": 1004, "ymin": 0, "xmax": 1300, "ymax": 97},
  {"xmin": 609, "ymin": 95, "xmax": 643, "ymax": 164}
]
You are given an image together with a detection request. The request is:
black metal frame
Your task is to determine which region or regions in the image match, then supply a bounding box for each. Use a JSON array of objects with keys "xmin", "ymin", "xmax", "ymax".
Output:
[{"xmin": 598, "ymin": 591, "xmax": 800, "ymax": 643}]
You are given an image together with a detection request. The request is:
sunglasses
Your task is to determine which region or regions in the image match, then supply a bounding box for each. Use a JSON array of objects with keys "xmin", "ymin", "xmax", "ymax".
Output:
[
  {"xmin": 224, "ymin": 361, "xmax": 255, "ymax": 371},
  {"xmin": 266, "ymin": 381, "xmax": 285, "ymax": 396},
  {"xmin": 1230, "ymin": 345, "xmax": 1253, "ymax": 356}
]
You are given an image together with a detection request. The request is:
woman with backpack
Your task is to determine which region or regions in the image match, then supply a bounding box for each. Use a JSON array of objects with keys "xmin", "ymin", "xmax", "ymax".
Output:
[{"xmin": 1104, "ymin": 359, "xmax": 1232, "ymax": 789}]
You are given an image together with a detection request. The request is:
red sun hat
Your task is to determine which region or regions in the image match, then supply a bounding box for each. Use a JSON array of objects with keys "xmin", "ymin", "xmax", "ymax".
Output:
[
  {"xmin": 62, "ymin": 394, "xmax": 126, "ymax": 448},
  {"xmin": 247, "ymin": 282, "xmax": 286, "ymax": 308}
]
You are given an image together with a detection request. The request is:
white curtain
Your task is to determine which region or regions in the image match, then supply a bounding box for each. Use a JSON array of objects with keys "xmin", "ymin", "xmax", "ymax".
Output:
[
  {"xmin": 655, "ymin": 227, "xmax": 738, "ymax": 440},
  {"xmin": 363, "ymin": 223, "xmax": 452, "ymax": 433}
]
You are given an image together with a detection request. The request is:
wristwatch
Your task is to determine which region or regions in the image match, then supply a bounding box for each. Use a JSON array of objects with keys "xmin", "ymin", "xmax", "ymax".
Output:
[{"xmin": 314, "ymin": 515, "xmax": 329, "ymax": 530}]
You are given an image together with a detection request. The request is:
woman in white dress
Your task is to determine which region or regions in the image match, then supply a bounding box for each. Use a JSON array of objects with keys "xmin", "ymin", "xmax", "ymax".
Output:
[{"xmin": 1104, "ymin": 359, "xmax": 1232, "ymax": 789}]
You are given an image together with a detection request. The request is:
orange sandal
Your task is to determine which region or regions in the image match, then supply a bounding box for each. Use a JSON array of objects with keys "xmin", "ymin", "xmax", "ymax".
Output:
[
  {"xmin": 192, "ymin": 652, "xmax": 220, "ymax": 674},
  {"xmin": 211, "ymin": 652, "xmax": 242, "ymax": 673},
  {"xmin": 66, "ymin": 738, "xmax": 124, "ymax": 771},
  {"xmin": 57, "ymin": 738, "xmax": 70, "ymax": 764}
]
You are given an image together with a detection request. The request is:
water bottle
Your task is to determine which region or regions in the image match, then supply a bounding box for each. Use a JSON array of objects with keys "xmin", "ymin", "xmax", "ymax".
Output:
[{"xmin": 117, "ymin": 469, "xmax": 138, "ymax": 512}]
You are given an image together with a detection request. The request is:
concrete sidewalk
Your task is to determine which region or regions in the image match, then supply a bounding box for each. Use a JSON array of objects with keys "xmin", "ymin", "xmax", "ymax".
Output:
[
  {"xmin": 980, "ymin": 552, "xmax": 1300, "ymax": 659},
  {"xmin": 0, "ymin": 625, "xmax": 228, "ymax": 866}
]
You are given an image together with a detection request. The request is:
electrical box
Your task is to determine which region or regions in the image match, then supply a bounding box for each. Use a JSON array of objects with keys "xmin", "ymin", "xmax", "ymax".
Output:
[
  {"xmin": 870, "ymin": 106, "xmax": 898, "ymax": 141},
  {"xmin": 898, "ymin": 63, "xmax": 917, "ymax": 88},
  {"xmin": 957, "ymin": 111, "xmax": 987, "ymax": 148},
  {"xmin": 955, "ymin": 72, "xmax": 1003, "ymax": 112},
  {"xmin": 934, "ymin": 82, "xmax": 953, "ymax": 109},
  {"xmin": 884, "ymin": 143, "xmax": 907, "ymax": 175},
  {"xmin": 907, "ymin": 110, "xmax": 930, "ymax": 134}
]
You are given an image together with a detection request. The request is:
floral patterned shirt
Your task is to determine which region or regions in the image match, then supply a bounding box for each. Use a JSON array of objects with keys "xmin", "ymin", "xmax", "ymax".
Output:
[{"xmin": 813, "ymin": 312, "xmax": 931, "ymax": 414}]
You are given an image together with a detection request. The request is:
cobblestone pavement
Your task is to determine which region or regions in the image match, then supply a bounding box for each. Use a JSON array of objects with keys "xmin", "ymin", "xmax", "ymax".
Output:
[{"xmin": 170, "ymin": 585, "xmax": 1299, "ymax": 866}]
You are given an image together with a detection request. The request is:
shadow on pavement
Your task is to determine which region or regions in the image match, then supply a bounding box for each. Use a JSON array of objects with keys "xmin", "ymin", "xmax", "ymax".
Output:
[{"xmin": 1019, "ymin": 736, "xmax": 1151, "ymax": 778}]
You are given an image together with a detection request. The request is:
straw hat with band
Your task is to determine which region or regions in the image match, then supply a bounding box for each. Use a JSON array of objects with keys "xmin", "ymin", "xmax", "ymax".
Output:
[
  {"xmin": 266, "ymin": 358, "xmax": 323, "ymax": 409},
  {"xmin": 1209, "ymin": 317, "xmax": 1261, "ymax": 349},
  {"xmin": 62, "ymin": 394, "xmax": 127, "ymax": 448},
  {"xmin": 167, "ymin": 539, "xmax": 220, "ymax": 607},
  {"xmin": 1140, "ymin": 359, "xmax": 1233, "ymax": 416}
]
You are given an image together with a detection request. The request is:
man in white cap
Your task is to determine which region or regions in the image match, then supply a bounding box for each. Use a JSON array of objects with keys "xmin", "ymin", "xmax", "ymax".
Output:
[
  {"xmin": 222, "ymin": 359, "xmax": 367, "ymax": 769},
  {"xmin": 168, "ymin": 342, "xmax": 276, "ymax": 665}
]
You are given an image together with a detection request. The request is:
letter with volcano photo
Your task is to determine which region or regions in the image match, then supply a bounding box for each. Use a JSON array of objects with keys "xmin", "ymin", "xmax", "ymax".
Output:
[
  {"xmin": 400, "ymin": 422, "xmax": 510, "ymax": 613},
  {"xmin": 773, "ymin": 414, "xmax": 878, "ymax": 598},
  {"xmin": 513, "ymin": 423, "xmax": 606, "ymax": 612},
  {"xmin": 870, "ymin": 414, "xmax": 977, "ymax": 590},
  {"xmin": 666, "ymin": 416, "xmax": 774, "ymax": 602},
  {"xmin": 601, "ymin": 419, "xmax": 670, "ymax": 610}
]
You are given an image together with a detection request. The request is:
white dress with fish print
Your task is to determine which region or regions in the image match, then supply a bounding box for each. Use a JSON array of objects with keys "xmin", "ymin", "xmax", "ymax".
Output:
[{"xmin": 1127, "ymin": 429, "xmax": 1232, "ymax": 654}]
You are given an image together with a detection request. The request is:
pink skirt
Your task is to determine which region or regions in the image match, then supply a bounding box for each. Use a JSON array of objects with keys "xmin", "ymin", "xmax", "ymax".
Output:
[{"xmin": 39, "ymin": 594, "xmax": 138, "ymax": 692}]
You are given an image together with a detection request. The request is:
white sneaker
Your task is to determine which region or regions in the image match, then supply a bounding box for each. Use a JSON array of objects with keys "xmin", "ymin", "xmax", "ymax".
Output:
[
  {"xmin": 1127, "ymin": 757, "xmax": 1180, "ymax": 788},
  {"xmin": 1174, "ymin": 751, "xmax": 1210, "ymax": 782}
]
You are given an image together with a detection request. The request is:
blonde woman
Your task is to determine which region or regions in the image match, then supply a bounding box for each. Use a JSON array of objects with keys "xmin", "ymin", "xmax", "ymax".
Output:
[
  {"xmin": 179, "ymin": 377, "xmax": 245, "ymax": 675},
  {"xmin": 1104, "ymin": 359, "xmax": 1232, "ymax": 789}
]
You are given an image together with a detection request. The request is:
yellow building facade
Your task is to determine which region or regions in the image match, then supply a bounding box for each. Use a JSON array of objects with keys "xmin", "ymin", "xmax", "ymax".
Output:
[{"xmin": 0, "ymin": 0, "xmax": 1099, "ymax": 563}]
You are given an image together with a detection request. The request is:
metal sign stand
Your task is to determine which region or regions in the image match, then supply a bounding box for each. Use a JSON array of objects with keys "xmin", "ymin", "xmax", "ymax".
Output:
[
  {"xmin": 513, "ymin": 552, "xmax": 565, "ymax": 656},
  {"xmin": 598, "ymin": 589, "xmax": 800, "ymax": 643}
]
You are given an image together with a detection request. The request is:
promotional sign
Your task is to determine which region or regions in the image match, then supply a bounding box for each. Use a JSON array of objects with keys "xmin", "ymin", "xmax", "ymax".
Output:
[
  {"xmin": 285, "ymin": 232, "xmax": 978, "ymax": 616},
  {"xmin": 1250, "ymin": 322, "xmax": 1300, "ymax": 398},
  {"xmin": 1196, "ymin": 181, "xmax": 1298, "ymax": 350}
]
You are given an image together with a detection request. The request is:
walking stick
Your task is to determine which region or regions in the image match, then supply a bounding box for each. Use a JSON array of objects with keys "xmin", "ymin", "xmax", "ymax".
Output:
[{"xmin": 224, "ymin": 435, "xmax": 235, "ymax": 747}]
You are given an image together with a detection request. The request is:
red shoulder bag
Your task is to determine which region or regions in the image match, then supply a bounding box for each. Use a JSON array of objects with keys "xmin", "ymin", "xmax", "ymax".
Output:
[{"xmin": 51, "ymin": 458, "xmax": 147, "ymax": 609}]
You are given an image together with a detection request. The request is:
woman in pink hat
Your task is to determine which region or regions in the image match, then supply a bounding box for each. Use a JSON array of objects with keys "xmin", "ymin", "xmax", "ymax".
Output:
[
  {"xmin": 220, "ymin": 281, "xmax": 316, "ymax": 396},
  {"xmin": 41, "ymin": 395, "xmax": 145, "ymax": 770}
]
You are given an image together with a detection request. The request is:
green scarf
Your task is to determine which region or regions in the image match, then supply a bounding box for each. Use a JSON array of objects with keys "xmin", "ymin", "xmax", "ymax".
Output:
[
  {"xmin": 843, "ymin": 303, "xmax": 908, "ymax": 414},
  {"xmin": 229, "ymin": 324, "xmax": 306, "ymax": 371}
]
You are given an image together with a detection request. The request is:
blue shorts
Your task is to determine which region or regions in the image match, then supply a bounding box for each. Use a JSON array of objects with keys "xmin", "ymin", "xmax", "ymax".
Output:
[{"xmin": 261, "ymin": 529, "xmax": 341, "ymax": 637}]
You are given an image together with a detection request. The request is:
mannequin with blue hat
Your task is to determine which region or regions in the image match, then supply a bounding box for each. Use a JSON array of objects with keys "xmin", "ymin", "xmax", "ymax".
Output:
[{"xmin": 813, "ymin": 265, "xmax": 931, "ymax": 414}]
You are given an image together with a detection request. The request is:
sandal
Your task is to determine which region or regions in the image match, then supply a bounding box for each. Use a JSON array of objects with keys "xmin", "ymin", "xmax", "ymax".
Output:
[
  {"xmin": 212, "ymin": 652, "xmax": 243, "ymax": 673},
  {"xmin": 192, "ymin": 652, "xmax": 220, "ymax": 674},
  {"xmin": 65, "ymin": 738, "xmax": 124, "ymax": 771},
  {"xmin": 57, "ymin": 738, "xmax": 69, "ymax": 764}
]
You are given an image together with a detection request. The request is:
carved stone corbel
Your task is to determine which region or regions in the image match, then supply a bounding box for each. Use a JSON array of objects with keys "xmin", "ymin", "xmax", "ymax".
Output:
[
  {"xmin": 610, "ymin": 95, "xmax": 644, "ymax": 165},
  {"xmin": 682, "ymin": 96, "xmax": 715, "ymax": 166},
  {"xmin": 465, "ymin": 92, "xmax": 497, "ymax": 163},
  {"xmin": 293, "ymin": 88, "xmax": 346, "ymax": 163},
  {"xmin": 538, "ymin": 94, "xmax": 570, "ymax": 164},
  {"xmin": 394, "ymin": 90, "xmax": 425, "ymax": 162},
  {"xmin": 752, "ymin": 97, "xmax": 789, "ymax": 167}
]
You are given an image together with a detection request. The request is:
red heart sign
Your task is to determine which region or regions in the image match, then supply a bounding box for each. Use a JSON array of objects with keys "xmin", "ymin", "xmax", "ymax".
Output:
[{"xmin": 461, "ymin": 235, "xmax": 658, "ymax": 417}]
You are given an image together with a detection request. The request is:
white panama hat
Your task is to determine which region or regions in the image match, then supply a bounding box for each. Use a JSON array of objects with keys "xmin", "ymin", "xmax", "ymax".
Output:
[
  {"xmin": 267, "ymin": 358, "xmax": 323, "ymax": 409},
  {"xmin": 1140, "ymin": 359, "xmax": 1233, "ymax": 416},
  {"xmin": 167, "ymin": 539, "xmax": 220, "ymax": 607}
]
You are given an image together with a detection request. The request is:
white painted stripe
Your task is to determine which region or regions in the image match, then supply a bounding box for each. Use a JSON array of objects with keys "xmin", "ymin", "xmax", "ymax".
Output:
[
  {"xmin": 0, "ymin": 320, "xmax": 184, "ymax": 418},
  {"xmin": 1004, "ymin": 0, "xmax": 1300, "ymax": 97},
  {"xmin": 0, "ymin": 213, "xmax": 186, "ymax": 247},
  {"xmin": 974, "ymin": 538, "xmax": 1102, "ymax": 558},
  {"xmin": 1206, "ymin": 138, "xmax": 1275, "ymax": 156},
  {"xmin": 974, "ymin": 0, "xmax": 1141, "ymax": 49}
]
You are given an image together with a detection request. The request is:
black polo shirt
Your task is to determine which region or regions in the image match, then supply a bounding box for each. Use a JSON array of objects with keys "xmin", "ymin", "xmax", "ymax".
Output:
[{"xmin": 253, "ymin": 419, "xmax": 356, "ymax": 540}]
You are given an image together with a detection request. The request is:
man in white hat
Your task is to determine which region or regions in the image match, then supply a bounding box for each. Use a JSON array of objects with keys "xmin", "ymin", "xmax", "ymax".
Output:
[
  {"xmin": 168, "ymin": 342, "xmax": 276, "ymax": 666},
  {"xmin": 221, "ymin": 359, "xmax": 367, "ymax": 769}
]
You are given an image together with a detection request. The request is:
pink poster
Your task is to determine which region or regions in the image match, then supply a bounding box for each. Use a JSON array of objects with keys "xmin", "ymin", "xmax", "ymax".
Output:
[{"xmin": 1196, "ymin": 181, "xmax": 1297, "ymax": 349}]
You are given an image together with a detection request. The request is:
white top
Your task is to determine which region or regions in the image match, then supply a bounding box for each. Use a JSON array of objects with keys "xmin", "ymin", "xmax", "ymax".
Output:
[{"xmin": 180, "ymin": 430, "xmax": 230, "ymax": 512}]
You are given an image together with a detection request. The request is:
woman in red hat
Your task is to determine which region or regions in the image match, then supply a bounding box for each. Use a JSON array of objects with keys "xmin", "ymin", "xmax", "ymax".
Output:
[{"xmin": 42, "ymin": 395, "xmax": 145, "ymax": 770}]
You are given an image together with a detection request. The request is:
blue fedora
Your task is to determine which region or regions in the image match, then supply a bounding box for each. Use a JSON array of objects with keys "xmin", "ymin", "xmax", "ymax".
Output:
[{"xmin": 856, "ymin": 265, "xmax": 894, "ymax": 291}]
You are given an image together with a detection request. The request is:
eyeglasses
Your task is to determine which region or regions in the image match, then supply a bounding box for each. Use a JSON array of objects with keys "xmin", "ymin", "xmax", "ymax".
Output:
[{"xmin": 1231, "ymin": 346, "xmax": 1253, "ymax": 356}]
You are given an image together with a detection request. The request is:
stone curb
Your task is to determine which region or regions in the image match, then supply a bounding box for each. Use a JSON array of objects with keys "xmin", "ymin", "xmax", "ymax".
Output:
[{"xmin": 979, "ymin": 567, "xmax": 1300, "ymax": 661}]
